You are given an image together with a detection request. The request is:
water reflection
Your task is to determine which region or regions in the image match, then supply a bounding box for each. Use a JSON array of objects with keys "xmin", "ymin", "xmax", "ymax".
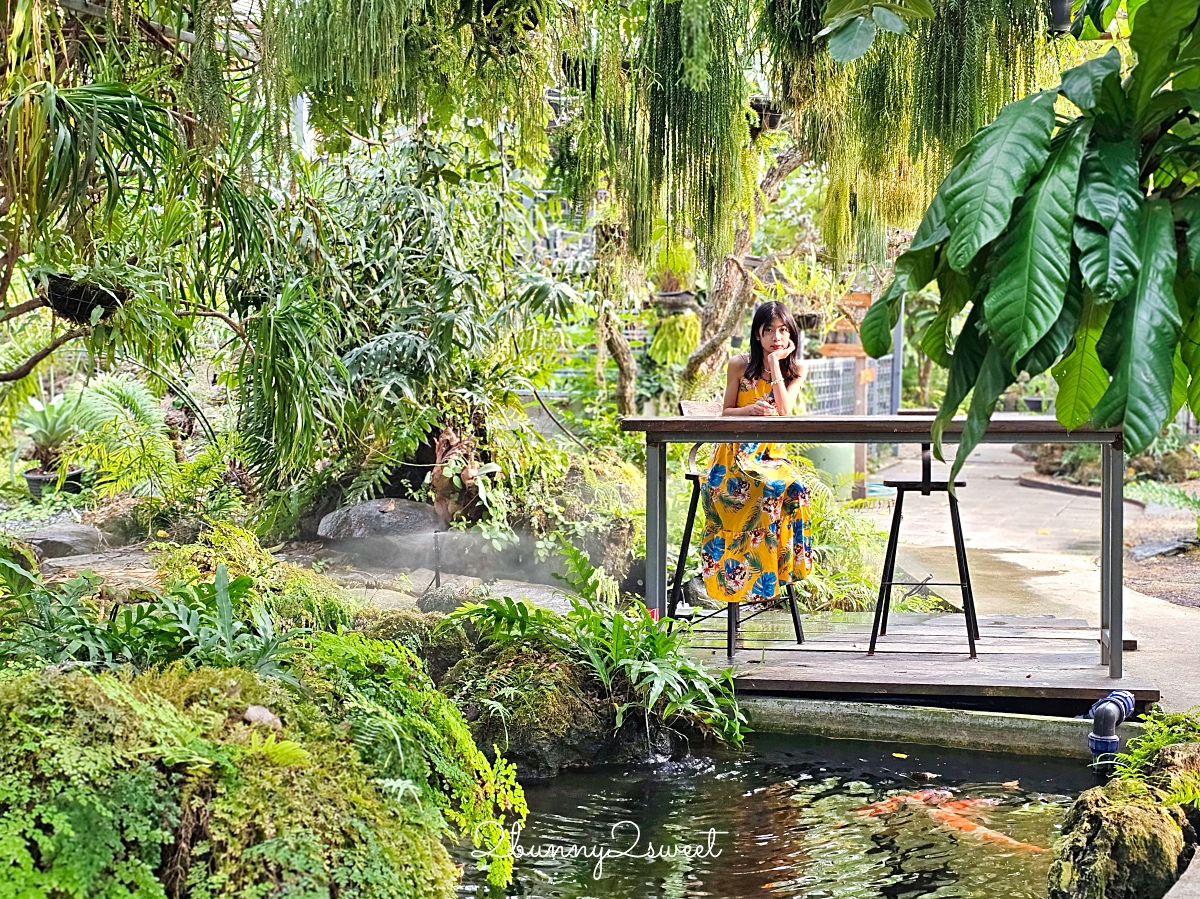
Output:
[{"xmin": 456, "ymin": 733, "xmax": 1093, "ymax": 899}]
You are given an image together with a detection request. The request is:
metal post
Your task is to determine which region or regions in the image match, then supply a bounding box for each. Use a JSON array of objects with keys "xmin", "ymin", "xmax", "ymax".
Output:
[
  {"xmin": 433, "ymin": 531, "xmax": 441, "ymax": 589},
  {"xmin": 1100, "ymin": 442, "xmax": 1111, "ymax": 662},
  {"xmin": 890, "ymin": 294, "xmax": 904, "ymax": 415},
  {"xmin": 1102, "ymin": 436, "xmax": 1124, "ymax": 678},
  {"xmin": 646, "ymin": 438, "xmax": 669, "ymax": 619}
]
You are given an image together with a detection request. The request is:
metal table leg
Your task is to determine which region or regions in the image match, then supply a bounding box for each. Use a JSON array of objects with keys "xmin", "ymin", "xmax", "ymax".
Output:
[
  {"xmin": 1102, "ymin": 438, "xmax": 1124, "ymax": 678},
  {"xmin": 646, "ymin": 439, "xmax": 669, "ymax": 619}
]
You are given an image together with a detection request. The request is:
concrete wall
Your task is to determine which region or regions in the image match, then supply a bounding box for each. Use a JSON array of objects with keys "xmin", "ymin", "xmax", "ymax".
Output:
[{"xmin": 741, "ymin": 696, "xmax": 1143, "ymax": 761}]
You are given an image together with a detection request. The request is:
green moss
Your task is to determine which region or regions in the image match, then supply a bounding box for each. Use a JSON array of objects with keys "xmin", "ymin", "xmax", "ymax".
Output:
[
  {"xmin": 0, "ymin": 665, "xmax": 462, "ymax": 899},
  {"xmin": 297, "ymin": 633, "xmax": 528, "ymax": 887},
  {"xmin": 440, "ymin": 635, "xmax": 613, "ymax": 777},
  {"xmin": 357, "ymin": 609, "xmax": 470, "ymax": 683}
]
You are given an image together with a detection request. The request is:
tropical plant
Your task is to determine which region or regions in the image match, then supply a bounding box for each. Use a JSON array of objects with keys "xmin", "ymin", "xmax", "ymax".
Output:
[
  {"xmin": 0, "ymin": 559, "xmax": 306, "ymax": 680},
  {"xmin": 447, "ymin": 538, "xmax": 746, "ymax": 746},
  {"xmin": 863, "ymin": 3, "xmax": 1200, "ymax": 478},
  {"xmin": 14, "ymin": 395, "xmax": 81, "ymax": 472}
]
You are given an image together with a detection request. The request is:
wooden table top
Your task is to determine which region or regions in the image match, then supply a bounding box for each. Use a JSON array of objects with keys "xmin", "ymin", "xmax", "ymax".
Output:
[{"xmin": 621, "ymin": 413, "xmax": 1122, "ymax": 445}]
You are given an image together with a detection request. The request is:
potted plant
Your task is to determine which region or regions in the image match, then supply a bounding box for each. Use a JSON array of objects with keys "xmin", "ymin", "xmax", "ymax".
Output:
[
  {"xmin": 749, "ymin": 96, "xmax": 784, "ymax": 141},
  {"xmin": 14, "ymin": 395, "xmax": 84, "ymax": 499}
]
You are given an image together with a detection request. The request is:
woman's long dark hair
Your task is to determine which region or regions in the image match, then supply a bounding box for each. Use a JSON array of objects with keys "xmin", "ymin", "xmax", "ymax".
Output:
[{"xmin": 745, "ymin": 301, "xmax": 803, "ymax": 384}]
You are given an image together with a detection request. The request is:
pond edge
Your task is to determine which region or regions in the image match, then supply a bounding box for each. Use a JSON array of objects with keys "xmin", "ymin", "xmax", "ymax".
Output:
[{"xmin": 741, "ymin": 696, "xmax": 1143, "ymax": 761}]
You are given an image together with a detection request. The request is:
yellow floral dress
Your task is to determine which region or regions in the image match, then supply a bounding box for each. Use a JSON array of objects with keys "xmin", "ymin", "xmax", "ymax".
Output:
[{"xmin": 699, "ymin": 376, "xmax": 815, "ymax": 604}]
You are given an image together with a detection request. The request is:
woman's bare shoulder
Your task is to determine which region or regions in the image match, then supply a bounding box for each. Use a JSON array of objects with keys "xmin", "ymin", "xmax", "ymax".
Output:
[{"xmin": 729, "ymin": 354, "xmax": 749, "ymax": 373}]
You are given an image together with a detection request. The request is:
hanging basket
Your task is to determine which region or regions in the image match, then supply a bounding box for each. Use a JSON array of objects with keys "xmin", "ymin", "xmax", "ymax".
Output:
[
  {"xmin": 749, "ymin": 96, "xmax": 785, "ymax": 140},
  {"xmin": 42, "ymin": 275, "xmax": 128, "ymax": 325},
  {"xmin": 1048, "ymin": 0, "xmax": 1073, "ymax": 33}
]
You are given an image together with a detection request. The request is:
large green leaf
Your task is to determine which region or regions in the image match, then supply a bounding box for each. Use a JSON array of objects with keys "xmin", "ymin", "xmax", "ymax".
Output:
[
  {"xmin": 1074, "ymin": 138, "xmax": 1141, "ymax": 302},
  {"xmin": 922, "ymin": 266, "xmax": 972, "ymax": 367},
  {"xmin": 931, "ymin": 302, "xmax": 987, "ymax": 460},
  {"xmin": 1020, "ymin": 262, "xmax": 1084, "ymax": 375},
  {"xmin": 827, "ymin": 16, "xmax": 877, "ymax": 63},
  {"xmin": 1182, "ymin": 299, "xmax": 1200, "ymax": 416},
  {"xmin": 942, "ymin": 91, "xmax": 1058, "ymax": 273},
  {"xmin": 1052, "ymin": 291, "xmax": 1113, "ymax": 429},
  {"xmin": 983, "ymin": 122, "xmax": 1090, "ymax": 367},
  {"xmin": 1059, "ymin": 49, "xmax": 1123, "ymax": 112},
  {"xmin": 861, "ymin": 279, "xmax": 903, "ymax": 358},
  {"xmin": 865, "ymin": 175, "xmax": 961, "ymax": 359},
  {"xmin": 1089, "ymin": 200, "xmax": 1183, "ymax": 453},
  {"xmin": 1174, "ymin": 196, "xmax": 1200, "ymax": 271},
  {"xmin": 1128, "ymin": 0, "xmax": 1200, "ymax": 118},
  {"xmin": 1170, "ymin": 346, "xmax": 1189, "ymax": 420},
  {"xmin": 951, "ymin": 344, "xmax": 1014, "ymax": 482}
]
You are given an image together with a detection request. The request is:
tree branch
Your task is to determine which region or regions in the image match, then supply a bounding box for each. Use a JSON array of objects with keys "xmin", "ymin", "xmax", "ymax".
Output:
[
  {"xmin": 0, "ymin": 296, "xmax": 47, "ymax": 325},
  {"xmin": 0, "ymin": 330, "xmax": 86, "ymax": 382},
  {"xmin": 174, "ymin": 308, "xmax": 248, "ymax": 341}
]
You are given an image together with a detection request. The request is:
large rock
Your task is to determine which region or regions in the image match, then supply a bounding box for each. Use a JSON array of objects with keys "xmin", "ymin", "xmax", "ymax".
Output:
[
  {"xmin": 1050, "ymin": 780, "xmax": 1189, "ymax": 899},
  {"xmin": 317, "ymin": 499, "xmax": 444, "ymax": 540},
  {"xmin": 20, "ymin": 523, "xmax": 103, "ymax": 559},
  {"xmin": 441, "ymin": 635, "xmax": 675, "ymax": 779}
]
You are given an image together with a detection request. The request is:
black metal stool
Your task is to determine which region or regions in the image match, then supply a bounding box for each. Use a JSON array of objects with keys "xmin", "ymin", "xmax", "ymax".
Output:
[
  {"xmin": 869, "ymin": 443, "xmax": 980, "ymax": 658},
  {"xmin": 669, "ymin": 401, "xmax": 805, "ymax": 657}
]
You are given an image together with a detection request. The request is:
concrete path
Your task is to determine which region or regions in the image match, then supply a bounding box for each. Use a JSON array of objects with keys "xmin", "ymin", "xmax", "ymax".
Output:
[{"xmin": 867, "ymin": 443, "xmax": 1200, "ymax": 711}]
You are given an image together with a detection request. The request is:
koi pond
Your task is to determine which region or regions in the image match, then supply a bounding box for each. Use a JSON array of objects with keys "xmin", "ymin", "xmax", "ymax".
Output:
[{"xmin": 457, "ymin": 733, "xmax": 1095, "ymax": 898}]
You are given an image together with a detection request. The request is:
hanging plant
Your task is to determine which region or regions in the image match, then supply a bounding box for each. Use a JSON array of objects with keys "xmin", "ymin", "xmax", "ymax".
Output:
[
  {"xmin": 634, "ymin": 0, "xmax": 753, "ymax": 269},
  {"xmin": 648, "ymin": 311, "xmax": 701, "ymax": 366},
  {"xmin": 862, "ymin": 2, "xmax": 1200, "ymax": 478}
]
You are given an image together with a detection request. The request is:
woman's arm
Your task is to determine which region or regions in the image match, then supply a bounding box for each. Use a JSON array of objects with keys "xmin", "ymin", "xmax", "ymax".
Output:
[
  {"xmin": 766, "ymin": 345, "xmax": 805, "ymax": 415},
  {"xmin": 721, "ymin": 356, "xmax": 745, "ymax": 416},
  {"xmin": 721, "ymin": 356, "xmax": 770, "ymax": 416}
]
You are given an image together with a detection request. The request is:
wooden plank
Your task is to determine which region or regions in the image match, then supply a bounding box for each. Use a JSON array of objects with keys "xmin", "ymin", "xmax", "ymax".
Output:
[
  {"xmin": 719, "ymin": 651, "xmax": 1160, "ymax": 701},
  {"xmin": 694, "ymin": 640, "xmax": 1098, "ymax": 655}
]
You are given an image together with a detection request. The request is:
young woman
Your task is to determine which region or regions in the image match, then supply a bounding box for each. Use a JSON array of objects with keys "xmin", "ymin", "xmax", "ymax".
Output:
[{"xmin": 699, "ymin": 301, "xmax": 815, "ymax": 604}]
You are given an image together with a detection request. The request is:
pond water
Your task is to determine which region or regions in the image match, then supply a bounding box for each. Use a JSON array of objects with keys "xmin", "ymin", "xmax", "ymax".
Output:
[{"xmin": 457, "ymin": 733, "xmax": 1094, "ymax": 899}]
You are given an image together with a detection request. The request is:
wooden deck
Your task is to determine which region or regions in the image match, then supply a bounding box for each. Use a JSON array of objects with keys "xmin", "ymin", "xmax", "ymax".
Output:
[{"xmin": 685, "ymin": 612, "xmax": 1159, "ymax": 714}]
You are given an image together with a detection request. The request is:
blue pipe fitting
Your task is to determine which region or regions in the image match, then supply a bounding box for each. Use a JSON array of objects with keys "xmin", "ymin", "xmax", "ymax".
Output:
[{"xmin": 1088, "ymin": 690, "xmax": 1135, "ymax": 767}]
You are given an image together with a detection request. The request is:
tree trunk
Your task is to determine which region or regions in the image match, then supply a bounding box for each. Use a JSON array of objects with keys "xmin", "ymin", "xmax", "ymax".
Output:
[
  {"xmin": 603, "ymin": 313, "xmax": 639, "ymax": 416},
  {"xmin": 681, "ymin": 144, "xmax": 811, "ymax": 394}
]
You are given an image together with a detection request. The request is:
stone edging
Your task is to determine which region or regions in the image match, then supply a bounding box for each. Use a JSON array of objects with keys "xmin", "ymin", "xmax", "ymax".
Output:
[
  {"xmin": 1165, "ymin": 846, "xmax": 1200, "ymax": 898},
  {"xmin": 1017, "ymin": 472, "xmax": 1147, "ymax": 509}
]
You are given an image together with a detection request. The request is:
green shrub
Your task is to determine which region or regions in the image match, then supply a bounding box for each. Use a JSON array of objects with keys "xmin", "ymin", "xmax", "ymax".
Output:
[
  {"xmin": 441, "ymin": 636, "xmax": 601, "ymax": 756},
  {"xmin": 297, "ymin": 633, "xmax": 527, "ymax": 887},
  {"xmin": 0, "ymin": 563, "xmax": 304, "ymax": 683},
  {"xmin": 0, "ymin": 666, "xmax": 461, "ymax": 899},
  {"xmin": 447, "ymin": 541, "xmax": 747, "ymax": 748}
]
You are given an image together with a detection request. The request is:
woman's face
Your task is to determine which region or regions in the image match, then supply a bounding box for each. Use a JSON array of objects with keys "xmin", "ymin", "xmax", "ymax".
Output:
[{"xmin": 759, "ymin": 318, "xmax": 791, "ymax": 356}]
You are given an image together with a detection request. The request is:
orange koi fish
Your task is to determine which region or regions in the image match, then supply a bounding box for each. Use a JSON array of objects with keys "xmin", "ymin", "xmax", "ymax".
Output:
[
  {"xmin": 925, "ymin": 806, "xmax": 1046, "ymax": 854},
  {"xmin": 855, "ymin": 789, "xmax": 952, "ymax": 816},
  {"xmin": 854, "ymin": 791, "xmax": 1044, "ymax": 853}
]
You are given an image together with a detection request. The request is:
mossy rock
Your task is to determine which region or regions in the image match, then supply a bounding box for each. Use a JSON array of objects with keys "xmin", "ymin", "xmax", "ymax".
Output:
[
  {"xmin": 418, "ymin": 582, "xmax": 494, "ymax": 615},
  {"xmin": 440, "ymin": 636, "xmax": 670, "ymax": 778},
  {"xmin": 358, "ymin": 609, "xmax": 470, "ymax": 683},
  {"xmin": 153, "ymin": 522, "xmax": 361, "ymax": 630},
  {"xmin": 1049, "ymin": 780, "xmax": 1189, "ymax": 899}
]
